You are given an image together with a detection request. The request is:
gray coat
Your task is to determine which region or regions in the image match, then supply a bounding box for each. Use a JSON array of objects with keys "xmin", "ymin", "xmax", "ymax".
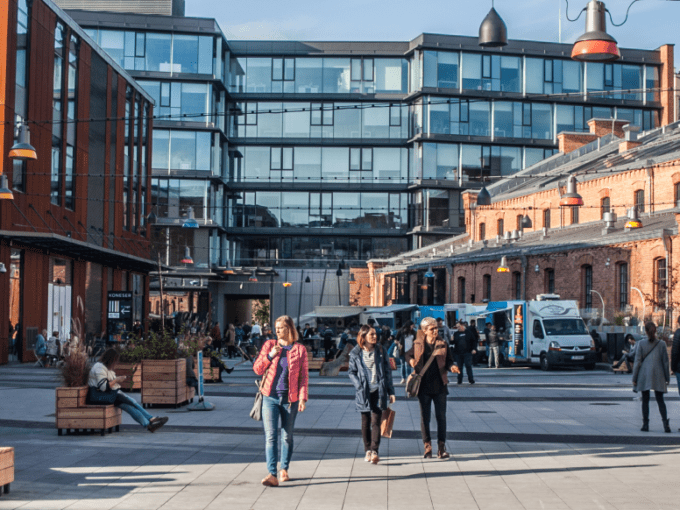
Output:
[{"xmin": 632, "ymin": 338, "xmax": 670, "ymax": 393}]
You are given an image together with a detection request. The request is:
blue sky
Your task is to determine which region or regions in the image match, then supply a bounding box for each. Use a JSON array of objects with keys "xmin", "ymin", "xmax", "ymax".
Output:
[{"xmin": 187, "ymin": 0, "xmax": 679, "ymax": 67}]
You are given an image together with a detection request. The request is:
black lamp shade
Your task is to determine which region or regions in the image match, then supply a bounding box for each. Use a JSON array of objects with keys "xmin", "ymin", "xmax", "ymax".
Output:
[
  {"xmin": 479, "ymin": 7, "xmax": 508, "ymax": 48},
  {"xmin": 9, "ymin": 124, "xmax": 37, "ymax": 161},
  {"xmin": 476, "ymin": 187, "xmax": 491, "ymax": 206}
]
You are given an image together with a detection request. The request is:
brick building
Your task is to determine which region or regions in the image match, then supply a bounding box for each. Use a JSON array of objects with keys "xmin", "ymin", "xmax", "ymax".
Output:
[
  {"xmin": 367, "ymin": 114, "xmax": 680, "ymax": 325},
  {"xmin": 0, "ymin": 0, "xmax": 155, "ymax": 364}
]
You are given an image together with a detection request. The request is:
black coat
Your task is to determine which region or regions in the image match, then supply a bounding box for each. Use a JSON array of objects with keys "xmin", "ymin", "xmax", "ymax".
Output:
[
  {"xmin": 348, "ymin": 345, "xmax": 395, "ymax": 412},
  {"xmin": 671, "ymin": 328, "xmax": 680, "ymax": 373},
  {"xmin": 452, "ymin": 329, "xmax": 475, "ymax": 354}
]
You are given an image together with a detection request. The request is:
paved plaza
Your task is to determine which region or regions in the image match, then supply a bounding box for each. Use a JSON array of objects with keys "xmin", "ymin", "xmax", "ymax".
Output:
[{"xmin": 1, "ymin": 360, "xmax": 680, "ymax": 510}]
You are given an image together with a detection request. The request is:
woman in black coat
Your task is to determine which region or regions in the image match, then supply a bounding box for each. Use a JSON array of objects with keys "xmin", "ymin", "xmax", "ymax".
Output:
[{"xmin": 348, "ymin": 325, "xmax": 396, "ymax": 465}]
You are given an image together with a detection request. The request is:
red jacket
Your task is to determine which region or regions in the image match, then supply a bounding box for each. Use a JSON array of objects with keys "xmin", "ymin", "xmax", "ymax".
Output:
[{"xmin": 254, "ymin": 340, "xmax": 309, "ymax": 402}]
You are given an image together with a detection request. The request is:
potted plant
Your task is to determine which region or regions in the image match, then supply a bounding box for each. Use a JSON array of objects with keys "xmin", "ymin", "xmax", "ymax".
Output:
[
  {"xmin": 140, "ymin": 329, "xmax": 197, "ymax": 408},
  {"xmin": 115, "ymin": 341, "xmax": 146, "ymax": 391}
]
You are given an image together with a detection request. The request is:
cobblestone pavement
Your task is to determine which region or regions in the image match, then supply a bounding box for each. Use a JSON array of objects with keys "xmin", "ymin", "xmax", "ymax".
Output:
[{"xmin": 1, "ymin": 360, "xmax": 679, "ymax": 510}]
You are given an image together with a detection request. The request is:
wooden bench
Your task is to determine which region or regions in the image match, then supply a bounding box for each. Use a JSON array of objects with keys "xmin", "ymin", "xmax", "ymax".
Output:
[
  {"xmin": 56, "ymin": 387, "xmax": 122, "ymax": 437},
  {"xmin": 0, "ymin": 447, "xmax": 13, "ymax": 496}
]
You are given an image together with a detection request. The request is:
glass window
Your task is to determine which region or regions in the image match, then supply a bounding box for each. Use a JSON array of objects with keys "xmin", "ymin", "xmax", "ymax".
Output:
[
  {"xmin": 198, "ymin": 36, "xmax": 213, "ymax": 74},
  {"xmin": 170, "ymin": 131, "xmax": 197, "ymax": 170},
  {"xmin": 531, "ymin": 103, "xmax": 552, "ymax": 140},
  {"xmin": 601, "ymin": 196, "xmax": 610, "ymax": 218},
  {"xmin": 620, "ymin": 65, "xmax": 642, "ymax": 101},
  {"xmin": 322, "ymin": 147, "xmax": 349, "ymax": 180},
  {"xmin": 99, "ymin": 30, "xmax": 124, "ymax": 66},
  {"xmin": 363, "ymin": 105, "xmax": 389, "ymax": 138},
  {"xmin": 281, "ymin": 192, "xmax": 309, "ymax": 227},
  {"xmin": 525, "ymin": 58, "xmax": 543, "ymax": 94},
  {"xmin": 257, "ymin": 102, "xmax": 282, "ymax": 137},
  {"xmin": 562, "ymin": 60, "xmax": 583, "ymax": 93},
  {"xmin": 146, "ymin": 33, "xmax": 171, "ymax": 72},
  {"xmin": 422, "ymin": 143, "xmax": 458, "ymax": 180},
  {"xmin": 543, "ymin": 209, "xmax": 551, "ymax": 229},
  {"xmin": 587, "ymin": 62, "xmax": 604, "ymax": 92},
  {"xmin": 492, "ymin": 146, "xmax": 521, "ymax": 176},
  {"xmin": 152, "ymin": 130, "xmax": 170, "ymax": 171},
  {"xmin": 333, "ymin": 193, "xmax": 361, "ymax": 227},
  {"xmin": 245, "ymin": 58, "xmax": 272, "ymax": 93},
  {"xmin": 556, "ymin": 104, "xmax": 575, "ymax": 134},
  {"xmin": 618, "ymin": 263, "xmax": 628, "ymax": 310},
  {"xmin": 646, "ymin": 65, "xmax": 659, "ymax": 103},
  {"xmin": 294, "ymin": 147, "xmax": 321, "ymax": 180},
  {"xmin": 282, "ymin": 102, "xmax": 310, "ymax": 138},
  {"xmin": 373, "ymin": 148, "xmax": 402, "ymax": 181},
  {"xmin": 469, "ymin": 101, "xmax": 490, "ymax": 137},
  {"xmin": 243, "ymin": 146, "xmax": 270, "ymax": 182},
  {"xmin": 635, "ymin": 189, "xmax": 645, "ymax": 213},
  {"xmin": 173, "ymin": 35, "xmax": 199, "ymax": 74},
  {"xmin": 423, "ymin": 51, "xmax": 437, "ymax": 88},
  {"xmin": 500, "ymin": 56, "xmax": 521, "ymax": 92},
  {"xmin": 461, "ymin": 144, "xmax": 488, "ymax": 182},
  {"xmin": 494, "ymin": 102, "xmax": 514, "ymax": 138},
  {"xmin": 334, "ymin": 103, "xmax": 362, "ymax": 138},
  {"xmin": 295, "ymin": 58, "xmax": 322, "ymax": 93},
  {"xmin": 323, "ymin": 58, "xmax": 350, "ymax": 93},
  {"xmin": 375, "ymin": 59, "xmax": 407, "ymax": 93},
  {"xmin": 180, "ymin": 83, "xmax": 208, "ymax": 119},
  {"xmin": 438, "ymin": 51, "xmax": 459, "ymax": 89},
  {"xmin": 462, "ymin": 53, "xmax": 482, "ymax": 90}
]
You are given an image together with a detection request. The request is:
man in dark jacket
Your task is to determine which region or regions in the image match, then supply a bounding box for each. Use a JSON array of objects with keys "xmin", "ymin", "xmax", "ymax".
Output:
[
  {"xmin": 452, "ymin": 322, "xmax": 476, "ymax": 384},
  {"xmin": 671, "ymin": 316, "xmax": 680, "ymax": 431}
]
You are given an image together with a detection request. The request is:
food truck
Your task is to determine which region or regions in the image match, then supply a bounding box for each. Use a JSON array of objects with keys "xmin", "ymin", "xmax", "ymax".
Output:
[
  {"xmin": 448, "ymin": 297, "xmax": 597, "ymax": 370},
  {"xmin": 361, "ymin": 304, "xmax": 419, "ymax": 335}
]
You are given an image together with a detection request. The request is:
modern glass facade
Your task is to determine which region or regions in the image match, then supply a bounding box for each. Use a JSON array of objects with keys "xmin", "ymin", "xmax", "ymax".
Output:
[{"xmin": 70, "ymin": 11, "xmax": 665, "ymax": 268}]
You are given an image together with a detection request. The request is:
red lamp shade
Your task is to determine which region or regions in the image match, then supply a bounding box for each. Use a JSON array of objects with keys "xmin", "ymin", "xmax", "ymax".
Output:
[
  {"xmin": 180, "ymin": 246, "xmax": 193, "ymax": 264},
  {"xmin": 559, "ymin": 175, "xmax": 584, "ymax": 207},
  {"xmin": 282, "ymin": 282, "xmax": 292, "ymax": 288},
  {"xmin": 571, "ymin": 1, "xmax": 620, "ymax": 62}
]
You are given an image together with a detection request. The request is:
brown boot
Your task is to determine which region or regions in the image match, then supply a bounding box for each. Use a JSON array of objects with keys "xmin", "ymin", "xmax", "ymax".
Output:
[
  {"xmin": 423, "ymin": 441, "xmax": 433, "ymax": 459},
  {"xmin": 437, "ymin": 441, "xmax": 450, "ymax": 459}
]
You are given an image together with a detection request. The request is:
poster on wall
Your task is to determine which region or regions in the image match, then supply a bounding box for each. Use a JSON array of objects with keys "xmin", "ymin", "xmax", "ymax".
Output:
[{"xmin": 107, "ymin": 291, "xmax": 133, "ymax": 342}]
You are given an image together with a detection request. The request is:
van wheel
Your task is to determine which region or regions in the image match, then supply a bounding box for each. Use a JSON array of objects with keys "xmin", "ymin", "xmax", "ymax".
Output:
[
  {"xmin": 540, "ymin": 354, "xmax": 550, "ymax": 371},
  {"xmin": 584, "ymin": 363, "xmax": 596, "ymax": 371}
]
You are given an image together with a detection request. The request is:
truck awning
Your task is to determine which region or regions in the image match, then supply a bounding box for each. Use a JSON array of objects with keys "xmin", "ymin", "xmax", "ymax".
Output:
[
  {"xmin": 300, "ymin": 306, "xmax": 364, "ymax": 320},
  {"xmin": 364, "ymin": 304, "xmax": 418, "ymax": 314}
]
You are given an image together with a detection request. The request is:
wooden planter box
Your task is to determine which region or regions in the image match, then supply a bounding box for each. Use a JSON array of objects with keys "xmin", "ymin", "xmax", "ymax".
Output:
[
  {"xmin": 116, "ymin": 363, "xmax": 141, "ymax": 391},
  {"xmin": 195, "ymin": 356, "xmax": 221, "ymax": 383},
  {"xmin": 55, "ymin": 386, "xmax": 122, "ymax": 436},
  {"xmin": 141, "ymin": 359, "xmax": 195, "ymax": 408},
  {"xmin": 0, "ymin": 447, "xmax": 13, "ymax": 496}
]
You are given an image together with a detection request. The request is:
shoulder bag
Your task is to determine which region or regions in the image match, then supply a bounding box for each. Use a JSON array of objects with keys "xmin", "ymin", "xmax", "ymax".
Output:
[
  {"xmin": 87, "ymin": 378, "xmax": 119, "ymax": 405},
  {"xmin": 249, "ymin": 378, "xmax": 265, "ymax": 421},
  {"xmin": 405, "ymin": 348, "xmax": 438, "ymax": 399}
]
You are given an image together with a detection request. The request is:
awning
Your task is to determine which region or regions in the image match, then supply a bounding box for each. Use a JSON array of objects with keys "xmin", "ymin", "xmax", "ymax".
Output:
[
  {"xmin": 299, "ymin": 306, "xmax": 364, "ymax": 320},
  {"xmin": 364, "ymin": 304, "xmax": 418, "ymax": 314},
  {"xmin": 0, "ymin": 230, "xmax": 158, "ymax": 273}
]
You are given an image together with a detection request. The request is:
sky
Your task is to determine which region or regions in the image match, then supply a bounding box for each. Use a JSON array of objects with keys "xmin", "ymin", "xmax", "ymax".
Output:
[{"xmin": 186, "ymin": 0, "xmax": 680, "ymax": 67}]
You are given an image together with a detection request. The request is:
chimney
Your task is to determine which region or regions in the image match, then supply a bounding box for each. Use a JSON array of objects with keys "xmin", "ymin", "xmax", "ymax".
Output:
[
  {"xmin": 587, "ymin": 118, "xmax": 629, "ymax": 138},
  {"xmin": 619, "ymin": 124, "xmax": 642, "ymax": 153},
  {"xmin": 557, "ymin": 131, "xmax": 598, "ymax": 154},
  {"xmin": 602, "ymin": 212, "xmax": 617, "ymax": 234}
]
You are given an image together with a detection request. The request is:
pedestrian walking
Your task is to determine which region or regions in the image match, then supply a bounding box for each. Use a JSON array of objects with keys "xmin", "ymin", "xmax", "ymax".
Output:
[
  {"xmin": 452, "ymin": 321, "xmax": 476, "ymax": 384},
  {"xmin": 406, "ymin": 317, "xmax": 459, "ymax": 459},
  {"xmin": 224, "ymin": 323, "xmax": 237, "ymax": 359},
  {"xmin": 632, "ymin": 322, "xmax": 671, "ymax": 433},
  {"xmin": 671, "ymin": 316, "xmax": 680, "ymax": 430},
  {"xmin": 210, "ymin": 322, "xmax": 222, "ymax": 353},
  {"xmin": 436, "ymin": 317, "xmax": 451, "ymax": 344},
  {"xmin": 253, "ymin": 315, "xmax": 309, "ymax": 487},
  {"xmin": 87, "ymin": 348, "xmax": 169, "ymax": 432},
  {"xmin": 396, "ymin": 321, "xmax": 415, "ymax": 384},
  {"xmin": 348, "ymin": 325, "xmax": 396, "ymax": 465},
  {"xmin": 487, "ymin": 324, "xmax": 501, "ymax": 369}
]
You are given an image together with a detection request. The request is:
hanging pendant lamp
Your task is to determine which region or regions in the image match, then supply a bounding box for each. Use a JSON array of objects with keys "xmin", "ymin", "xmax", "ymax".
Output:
[
  {"xmin": 559, "ymin": 175, "xmax": 584, "ymax": 207},
  {"xmin": 180, "ymin": 247, "xmax": 193, "ymax": 265},
  {"xmin": 249, "ymin": 269, "xmax": 258, "ymax": 282},
  {"xmin": 571, "ymin": 0, "xmax": 620, "ymax": 62},
  {"xmin": 497, "ymin": 256, "xmax": 510, "ymax": 273},
  {"xmin": 8, "ymin": 124, "xmax": 37, "ymax": 161},
  {"xmin": 478, "ymin": 1, "xmax": 508, "ymax": 48},
  {"xmin": 424, "ymin": 266, "xmax": 435, "ymax": 279},
  {"xmin": 476, "ymin": 187, "xmax": 491, "ymax": 207},
  {"xmin": 0, "ymin": 175, "xmax": 13, "ymax": 201},
  {"xmin": 624, "ymin": 207, "xmax": 642, "ymax": 229},
  {"xmin": 182, "ymin": 207, "xmax": 199, "ymax": 228}
]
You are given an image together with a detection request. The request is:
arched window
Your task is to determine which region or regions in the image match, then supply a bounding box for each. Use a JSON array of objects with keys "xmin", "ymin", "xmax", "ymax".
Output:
[
  {"xmin": 545, "ymin": 268, "xmax": 555, "ymax": 294},
  {"xmin": 582, "ymin": 265, "xmax": 593, "ymax": 310},
  {"xmin": 634, "ymin": 189, "xmax": 645, "ymax": 213},
  {"xmin": 617, "ymin": 263, "xmax": 629, "ymax": 311},
  {"xmin": 483, "ymin": 274, "xmax": 491, "ymax": 301},
  {"xmin": 675, "ymin": 182, "xmax": 680, "ymax": 207},
  {"xmin": 543, "ymin": 209, "xmax": 551, "ymax": 229},
  {"xmin": 458, "ymin": 277, "xmax": 466, "ymax": 303},
  {"xmin": 516, "ymin": 214, "xmax": 523, "ymax": 231},
  {"xmin": 479, "ymin": 222, "xmax": 486, "ymax": 240},
  {"xmin": 497, "ymin": 218, "xmax": 504, "ymax": 237},
  {"xmin": 513, "ymin": 271, "xmax": 521, "ymax": 300},
  {"xmin": 600, "ymin": 197, "xmax": 610, "ymax": 218}
]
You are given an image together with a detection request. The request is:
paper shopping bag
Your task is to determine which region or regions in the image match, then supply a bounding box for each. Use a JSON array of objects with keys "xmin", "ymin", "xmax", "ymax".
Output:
[{"xmin": 381, "ymin": 407, "xmax": 395, "ymax": 438}]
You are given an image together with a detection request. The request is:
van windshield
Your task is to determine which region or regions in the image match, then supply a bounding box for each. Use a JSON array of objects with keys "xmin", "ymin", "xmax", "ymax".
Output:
[{"xmin": 542, "ymin": 319, "xmax": 588, "ymax": 336}]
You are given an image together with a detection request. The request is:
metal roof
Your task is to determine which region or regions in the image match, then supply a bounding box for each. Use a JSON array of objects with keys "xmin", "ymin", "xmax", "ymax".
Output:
[{"xmin": 364, "ymin": 304, "xmax": 418, "ymax": 314}]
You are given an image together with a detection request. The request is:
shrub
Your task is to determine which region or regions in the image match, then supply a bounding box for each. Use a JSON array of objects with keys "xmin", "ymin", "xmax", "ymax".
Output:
[{"xmin": 59, "ymin": 343, "xmax": 90, "ymax": 387}]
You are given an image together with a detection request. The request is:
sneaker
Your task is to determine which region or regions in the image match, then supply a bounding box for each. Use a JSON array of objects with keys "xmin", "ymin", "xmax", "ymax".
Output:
[
  {"xmin": 370, "ymin": 451, "xmax": 380, "ymax": 464},
  {"xmin": 364, "ymin": 451, "xmax": 372, "ymax": 462},
  {"xmin": 147, "ymin": 416, "xmax": 169, "ymax": 433},
  {"xmin": 469, "ymin": 380, "xmax": 475, "ymax": 384}
]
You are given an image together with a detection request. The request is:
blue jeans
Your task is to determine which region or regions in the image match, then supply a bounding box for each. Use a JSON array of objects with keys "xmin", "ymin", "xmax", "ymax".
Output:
[
  {"xmin": 116, "ymin": 392, "xmax": 153, "ymax": 428},
  {"xmin": 456, "ymin": 353, "xmax": 474, "ymax": 383},
  {"xmin": 262, "ymin": 395, "xmax": 299, "ymax": 476},
  {"xmin": 676, "ymin": 373, "xmax": 680, "ymax": 397},
  {"xmin": 400, "ymin": 356, "xmax": 412, "ymax": 380}
]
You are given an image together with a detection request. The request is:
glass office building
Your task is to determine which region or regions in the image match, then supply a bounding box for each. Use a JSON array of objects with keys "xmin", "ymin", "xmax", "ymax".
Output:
[{"xmin": 65, "ymin": 10, "xmax": 667, "ymax": 321}]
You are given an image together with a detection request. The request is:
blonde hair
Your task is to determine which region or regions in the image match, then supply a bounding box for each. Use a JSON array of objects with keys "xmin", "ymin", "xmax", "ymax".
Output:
[
  {"xmin": 275, "ymin": 315, "xmax": 298, "ymax": 344},
  {"xmin": 420, "ymin": 317, "xmax": 437, "ymax": 329}
]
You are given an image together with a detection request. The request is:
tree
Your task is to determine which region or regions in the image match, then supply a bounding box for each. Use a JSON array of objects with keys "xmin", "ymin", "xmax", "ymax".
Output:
[{"xmin": 252, "ymin": 299, "xmax": 270, "ymax": 325}]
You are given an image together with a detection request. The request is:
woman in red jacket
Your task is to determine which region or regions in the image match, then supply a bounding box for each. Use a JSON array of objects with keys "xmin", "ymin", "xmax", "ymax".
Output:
[{"xmin": 253, "ymin": 315, "xmax": 309, "ymax": 487}]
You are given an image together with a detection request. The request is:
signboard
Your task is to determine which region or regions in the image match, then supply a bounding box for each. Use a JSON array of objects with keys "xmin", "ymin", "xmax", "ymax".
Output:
[
  {"xmin": 510, "ymin": 303, "xmax": 526, "ymax": 361},
  {"xmin": 107, "ymin": 291, "xmax": 133, "ymax": 342},
  {"xmin": 197, "ymin": 351, "xmax": 205, "ymax": 399}
]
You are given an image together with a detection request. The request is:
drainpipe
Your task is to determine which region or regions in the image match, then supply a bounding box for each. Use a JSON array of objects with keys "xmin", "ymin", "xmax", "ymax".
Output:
[
  {"xmin": 646, "ymin": 166, "xmax": 654, "ymax": 214},
  {"xmin": 448, "ymin": 263, "xmax": 454, "ymax": 303},
  {"xmin": 663, "ymin": 232, "xmax": 672, "ymax": 327},
  {"xmin": 521, "ymin": 253, "xmax": 528, "ymax": 301}
]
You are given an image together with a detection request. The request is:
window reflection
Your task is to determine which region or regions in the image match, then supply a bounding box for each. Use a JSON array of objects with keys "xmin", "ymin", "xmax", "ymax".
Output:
[{"xmin": 152, "ymin": 130, "xmax": 212, "ymax": 172}]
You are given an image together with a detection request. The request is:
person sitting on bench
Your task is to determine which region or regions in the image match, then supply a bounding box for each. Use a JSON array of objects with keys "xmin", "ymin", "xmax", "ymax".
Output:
[{"xmin": 613, "ymin": 336, "xmax": 638, "ymax": 373}]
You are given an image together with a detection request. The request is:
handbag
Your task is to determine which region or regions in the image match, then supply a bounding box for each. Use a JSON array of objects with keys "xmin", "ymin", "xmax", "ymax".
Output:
[
  {"xmin": 87, "ymin": 386, "xmax": 118, "ymax": 405},
  {"xmin": 405, "ymin": 349, "xmax": 438, "ymax": 398},
  {"xmin": 388, "ymin": 357, "xmax": 397, "ymax": 371},
  {"xmin": 381, "ymin": 406, "xmax": 396, "ymax": 438},
  {"xmin": 249, "ymin": 379, "xmax": 265, "ymax": 421}
]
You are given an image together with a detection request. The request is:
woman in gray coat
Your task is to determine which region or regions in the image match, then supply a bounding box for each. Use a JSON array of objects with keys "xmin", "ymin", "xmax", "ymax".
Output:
[{"xmin": 632, "ymin": 322, "xmax": 671, "ymax": 433}]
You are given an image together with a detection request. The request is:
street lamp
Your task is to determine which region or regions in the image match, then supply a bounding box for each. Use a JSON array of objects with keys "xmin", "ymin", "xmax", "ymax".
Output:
[
  {"xmin": 590, "ymin": 290, "xmax": 606, "ymax": 324},
  {"xmin": 478, "ymin": 0, "xmax": 508, "ymax": 47},
  {"xmin": 631, "ymin": 286, "xmax": 645, "ymax": 329}
]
